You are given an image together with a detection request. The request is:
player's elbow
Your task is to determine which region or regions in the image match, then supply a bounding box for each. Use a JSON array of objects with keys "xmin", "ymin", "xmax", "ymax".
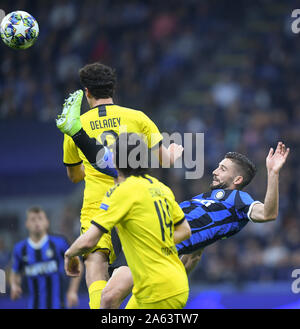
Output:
[
  {"xmin": 263, "ymin": 211, "xmax": 278, "ymax": 222},
  {"xmin": 180, "ymin": 221, "xmax": 192, "ymax": 241},
  {"xmin": 68, "ymin": 175, "xmax": 81, "ymax": 184},
  {"xmin": 67, "ymin": 171, "xmax": 83, "ymax": 184},
  {"xmin": 185, "ymin": 226, "xmax": 192, "ymax": 240},
  {"xmin": 264, "ymin": 216, "xmax": 277, "ymax": 222},
  {"xmin": 252, "ymin": 216, "xmax": 277, "ymax": 223}
]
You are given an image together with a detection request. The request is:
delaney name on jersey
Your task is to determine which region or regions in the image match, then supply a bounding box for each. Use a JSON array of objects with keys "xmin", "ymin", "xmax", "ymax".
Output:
[{"xmin": 90, "ymin": 117, "xmax": 121, "ymax": 130}]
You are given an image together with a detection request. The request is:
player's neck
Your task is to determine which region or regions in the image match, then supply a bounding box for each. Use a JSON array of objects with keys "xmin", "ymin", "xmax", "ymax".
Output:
[
  {"xmin": 89, "ymin": 98, "xmax": 114, "ymax": 109},
  {"xmin": 115, "ymin": 173, "xmax": 126, "ymax": 184},
  {"xmin": 29, "ymin": 232, "xmax": 47, "ymax": 244}
]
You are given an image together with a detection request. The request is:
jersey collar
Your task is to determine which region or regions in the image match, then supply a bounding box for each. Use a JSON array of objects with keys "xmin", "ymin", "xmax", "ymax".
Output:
[{"xmin": 27, "ymin": 234, "xmax": 49, "ymax": 249}]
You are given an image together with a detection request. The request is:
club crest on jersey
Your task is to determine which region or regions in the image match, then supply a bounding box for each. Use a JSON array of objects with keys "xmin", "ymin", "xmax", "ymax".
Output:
[
  {"xmin": 46, "ymin": 248, "xmax": 54, "ymax": 258},
  {"xmin": 215, "ymin": 190, "xmax": 225, "ymax": 200}
]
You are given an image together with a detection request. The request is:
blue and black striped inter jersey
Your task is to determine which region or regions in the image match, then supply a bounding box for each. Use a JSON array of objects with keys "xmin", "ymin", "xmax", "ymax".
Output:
[
  {"xmin": 12, "ymin": 235, "xmax": 69, "ymax": 309},
  {"xmin": 176, "ymin": 189, "xmax": 260, "ymax": 255}
]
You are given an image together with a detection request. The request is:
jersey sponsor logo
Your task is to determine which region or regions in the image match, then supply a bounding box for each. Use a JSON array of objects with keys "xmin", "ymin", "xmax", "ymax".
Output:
[
  {"xmin": 90, "ymin": 117, "xmax": 121, "ymax": 130},
  {"xmin": 193, "ymin": 199, "xmax": 216, "ymax": 207},
  {"xmin": 100, "ymin": 203, "xmax": 109, "ymax": 211},
  {"xmin": 161, "ymin": 246, "xmax": 177, "ymax": 256},
  {"xmin": 24, "ymin": 260, "xmax": 58, "ymax": 277},
  {"xmin": 106, "ymin": 183, "xmax": 120, "ymax": 197},
  {"xmin": 148, "ymin": 187, "xmax": 165, "ymax": 198}
]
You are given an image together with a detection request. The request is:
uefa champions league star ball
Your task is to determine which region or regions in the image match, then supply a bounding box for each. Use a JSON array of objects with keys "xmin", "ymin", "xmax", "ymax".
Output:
[{"xmin": 0, "ymin": 10, "xmax": 39, "ymax": 49}]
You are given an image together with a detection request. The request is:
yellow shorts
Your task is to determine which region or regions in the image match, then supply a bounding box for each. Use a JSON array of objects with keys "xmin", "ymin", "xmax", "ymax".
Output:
[
  {"xmin": 80, "ymin": 206, "xmax": 116, "ymax": 264},
  {"xmin": 125, "ymin": 291, "xmax": 189, "ymax": 309}
]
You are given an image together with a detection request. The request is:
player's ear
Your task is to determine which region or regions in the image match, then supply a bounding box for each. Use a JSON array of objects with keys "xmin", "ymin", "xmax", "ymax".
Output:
[
  {"xmin": 85, "ymin": 88, "xmax": 90, "ymax": 98},
  {"xmin": 233, "ymin": 175, "xmax": 243, "ymax": 187}
]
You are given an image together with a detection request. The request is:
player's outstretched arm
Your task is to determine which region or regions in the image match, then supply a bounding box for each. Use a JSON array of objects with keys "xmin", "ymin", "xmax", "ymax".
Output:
[
  {"xmin": 64, "ymin": 225, "xmax": 104, "ymax": 276},
  {"xmin": 250, "ymin": 141, "xmax": 290, "ymax": 223}
]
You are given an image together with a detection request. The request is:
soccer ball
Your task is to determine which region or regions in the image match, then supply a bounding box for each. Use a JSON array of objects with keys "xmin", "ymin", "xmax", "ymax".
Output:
[{"xmin": 0, "ymin": 11, "xmax": 39, "ymax": 49}]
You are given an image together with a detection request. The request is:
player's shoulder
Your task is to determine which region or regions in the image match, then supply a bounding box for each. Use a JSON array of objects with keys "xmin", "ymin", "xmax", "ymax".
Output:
[
  {"xmin": 233, "ymin": 189, "xmax": 254, "ymax": 203},
  {"xmin": 13, "ymin": 239, "xmax": 27, "ymax": 253},
  {"xmin": 80, "ymin": 104, "xmax": 148, "ymax": 122},
  {"xmin": 104, "ymin": 175, "xmax": 158, "ymax": 198},
  {"xmin": 195, "ymin": 189, "xmax": 250, "ymax": 204},
  {"xmin": 111, "ymin": 104, "xmax": 142, "ymax": 113},
  {"xmin": 80, "ymin": 107, "xmax": 98, "ymax": 120},
  {"xmin": 144, "ymin": 175, "xmax": 176, "ymax": 198},
  {"xmin": 48, "ymin": 234, "xmax": 69, "ymax": 246},
  {"xmin": 110, "ymin": 105, "xmax": 151, "ymax": 122},
  {"xmin": 104, "ymin": 182, "xmax": 122, "ymax": 198},
  {"xmin": 211, "ymin": 189, "xmax": 254, "ymax": 207}
]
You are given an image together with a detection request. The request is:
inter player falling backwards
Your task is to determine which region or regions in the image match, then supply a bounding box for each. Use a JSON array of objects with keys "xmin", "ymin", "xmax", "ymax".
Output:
[
  {"xmin": 58, "ymin": 97, "xmax": 289, "ymax": 308},
  {"xmin": 56, "ymin": 63, "xmax": 183, "ymax": 309}
]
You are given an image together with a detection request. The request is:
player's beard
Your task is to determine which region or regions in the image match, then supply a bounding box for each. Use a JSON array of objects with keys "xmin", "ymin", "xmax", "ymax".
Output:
[{"xmin": 209, "ymin": 177, "xmax": 229, "ymax": 190}]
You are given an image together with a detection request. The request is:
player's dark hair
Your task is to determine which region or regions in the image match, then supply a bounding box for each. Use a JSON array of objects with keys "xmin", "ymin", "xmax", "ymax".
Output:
[
  {"xmin": 26, "ymin": 206, "xmax": 46, "ymax": 216},
  {"xmin": 79, "ymin": 63, "xmax": 116, "ymax": 99},
  {"xmin": 225, "ymin": 152, "xmax": 257, "ymax": 189},
  {"xmin": 114, "ymin": 133, "xmax": 149, "ymax": 178}
]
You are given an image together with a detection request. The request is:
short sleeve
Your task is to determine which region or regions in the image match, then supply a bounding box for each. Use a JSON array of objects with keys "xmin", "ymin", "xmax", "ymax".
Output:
[
  {"xmin": 11, "ymin": 245, "xmax": 22, "ymax": 273},
  {"xmin": 91, "ymin": 183, "xmax": 133, "ymax": 233},
  {"xmin": 235, "ymin": 191, "xmax": 262, "ymax": 221},
  {"xmin": 139, "ymin": 112, "xmax": 163, "ymax": 149},
  {"xmin": 63, "ymin": 134, "xmax": 82, "ymax": 166},
  {"xmin": 58, "ymin": 236, "xmax": 70, "ymax": 254},
  {"xmin": 172, "ymin": 200, "xmax": 186, "ymax": 226}
]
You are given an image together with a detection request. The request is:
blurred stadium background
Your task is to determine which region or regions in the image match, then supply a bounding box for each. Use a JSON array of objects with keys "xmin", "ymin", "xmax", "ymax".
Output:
[{"xmin": 0, "ymin": 0, "xmax": 300, "ymax": 308}]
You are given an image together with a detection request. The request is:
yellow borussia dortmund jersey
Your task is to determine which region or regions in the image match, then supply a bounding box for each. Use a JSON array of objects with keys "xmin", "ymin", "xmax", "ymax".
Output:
[
  {"xmin": 63, "ymin": 104, "xmax": 163, "ymax": 224},
  {"xmin": 91, "ymin": 174, "xmax": 189, "ymax": 304}
]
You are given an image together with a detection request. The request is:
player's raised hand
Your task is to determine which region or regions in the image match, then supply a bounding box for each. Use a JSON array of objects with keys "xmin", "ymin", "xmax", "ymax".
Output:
[
  {"xmin": 266, "ymin": 142, "xmax": 290, "ymax": 175},
  {"xmin": 167, "ymin": 143, "xmax": 184, "ymax": 164},
  {"xmin": 64, "ymin": 255, "xmax": 81, "ymax": 277}
]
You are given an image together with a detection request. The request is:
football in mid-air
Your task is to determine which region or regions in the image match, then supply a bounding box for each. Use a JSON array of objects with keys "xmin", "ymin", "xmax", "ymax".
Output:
[{"xmin": 0, "ymin": 10, "xmax": 39, "ymax": 49}]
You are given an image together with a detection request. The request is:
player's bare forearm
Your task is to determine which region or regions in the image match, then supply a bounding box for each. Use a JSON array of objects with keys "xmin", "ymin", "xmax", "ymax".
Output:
[
  {"xmin": 174, "ymin": 219, "xmax": 191, "ymax": 244},
  {"xmin": 250, "ymin": 172, "xmax": 279, "ymax": 222},
  {"xmin": 250, "ymin": 142, "xmax": 289, "ymax": 222},
  {"xmin": 263, "ymin": 142, "xmax": 289, "ymax": 220},
  {"xmin": 66, "ymin": 164, "xmax": 85, "ymax": 184},
  {"xmin": 263, "ymin": 171, "xmax": 279, "ymax": 220},
  {"xmin": 65, "ymin": 225, "xmax": 103, "ymax": 258}
]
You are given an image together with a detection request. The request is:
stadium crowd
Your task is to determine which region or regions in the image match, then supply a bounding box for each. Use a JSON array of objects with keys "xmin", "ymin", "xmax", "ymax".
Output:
[{"xmin": 0, "ymin": 0, "xmax": 299, "ymax": 284}]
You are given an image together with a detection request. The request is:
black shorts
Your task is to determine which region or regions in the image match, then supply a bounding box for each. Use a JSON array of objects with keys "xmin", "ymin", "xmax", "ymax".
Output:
[{"xmin": 108, "ymin": 227, "xmax": 128, "ymax": 277}]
